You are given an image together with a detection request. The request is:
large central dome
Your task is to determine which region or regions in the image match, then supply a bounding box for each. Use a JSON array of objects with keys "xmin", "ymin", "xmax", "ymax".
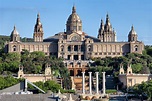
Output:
[{"xmin": 66, "ymin": 6, "xmax": 82, "ymax": 34}]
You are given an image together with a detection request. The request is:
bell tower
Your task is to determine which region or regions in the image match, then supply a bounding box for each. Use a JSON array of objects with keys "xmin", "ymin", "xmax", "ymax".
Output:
[
  {"xmin": 10, "ymin": 25, "xmax": 20, "ymax": 42},
  {"xmin": 98, "ymin": 14, "xmax": 116, "ymax": 42},
  {"xmin": 33, "ymin": 13, "xmax": 44, "ymax": 42},
  {"xmin": 128, "ymin": 25, "xmax": 138, "ymax": 42},
  {"xmin": 98, "ymin": 19, "xmax": 104, "ymax": 42}
]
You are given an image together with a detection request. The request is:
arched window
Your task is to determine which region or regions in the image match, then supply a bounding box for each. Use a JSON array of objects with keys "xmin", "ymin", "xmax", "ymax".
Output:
[
  {"xmin": 74, "ymin": 45, "xmax": 78, "ymax": 51},
  {"xmin": 68, "ymin": 46, "xmax": 71, "ymax": 51},
  {"xmin": 135, "ymin": 45, "xmax": 138, "ymax": 51},
  {"xmin": 88, "ymin": 45, "xmax": 91, "ymax": 51},
  {"xmin": 13, "ymin": 45, "xmax": 17, "ymax": 51},
  {"xmin": 60, "ymin": 45, "xmax": 64, "ymax": 51},
  {"xmin": 15, "ymin": 37, "xmax": 17, "ymax": 41},
  {"xmin": 133, "ymin": 37, "xmax": 134, "ymax": 41},
  {"xmin": 79, "ymin": 26, "xmax": 82, "ymax": 31},
  {"xmin": 73, "ymin": 26, "xmax": 77, "ymax": 31}
]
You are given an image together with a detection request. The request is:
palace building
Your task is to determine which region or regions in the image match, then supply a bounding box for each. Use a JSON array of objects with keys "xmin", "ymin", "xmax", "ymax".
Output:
[
  {"xmin": 5, "ymin": 6, "xmax": 144, "ymax": 77},
  {"xmin": 5, "ymin": 6, "xmax": 144, "ymax": 59}
]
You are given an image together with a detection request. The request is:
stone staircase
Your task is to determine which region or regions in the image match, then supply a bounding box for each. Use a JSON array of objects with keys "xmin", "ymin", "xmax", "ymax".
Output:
[{"xmin": 73, "ymin": 76, "xmax": 89, "ymax": 90}]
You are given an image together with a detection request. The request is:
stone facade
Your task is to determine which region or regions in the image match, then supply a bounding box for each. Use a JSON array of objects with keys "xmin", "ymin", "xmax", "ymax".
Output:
[
  {"xmin": 118, "ymin": 64, "xmax": 152, "ymax": 88},
  {"xmin": 5, "ymin": 6, "xmax": 144, "ymax": 59},
  {"xmin": 5, "ymin": 6, "xmax": 144, "ymax": 77},
  {"xmin": 18, "ymin": 64, "xmax": 53, "ymax": 82}
]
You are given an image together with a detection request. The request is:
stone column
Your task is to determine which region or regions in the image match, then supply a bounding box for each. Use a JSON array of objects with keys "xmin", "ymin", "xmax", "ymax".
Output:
[
  {"xmin": 25, "ymin": 79, "xmax": 27, "ymax": 92},
  {"xmin": 89, "ymin": 72, "xmax": 92, "ymax": 94},
  {"xmin": 82, "ymin": 72, "xmax": 85, "ymax": 94},
  {"xmin": 102, "ymin": 72, "xmax": 106, "ymax": 95},
  {"xmin": 95, "ymin": 72, "xmax": 99, "ymax": 94},
  {"xmin": 79, "ymin": 55, "xmax": 81, "ymax": 60},
  {"xmin": 71, "ymin": 55, "xmax": 73, "ymax": 60},
  {"xmin": 74, "ymin": 69, "xmax": 76, "ymax": 76}
]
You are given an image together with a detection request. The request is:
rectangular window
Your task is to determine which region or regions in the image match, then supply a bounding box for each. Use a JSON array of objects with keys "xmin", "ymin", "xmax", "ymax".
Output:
[
  {"xmin": 81, "ymin": 55, "xmax": 84, "ymax": 60},
  {"xmin": 73, "ymin": 26, "xmax": 77, "ymax": 30},
  {"xmin": 68, "ymin": 55, "xmax": 71, "ymax": 60},
  {"xmin": 79, "ymin": 26, "xmax": 81, "ymax": 31},
  {"xmin": 81, "ymin": 45, "xmax": 85, "ymax": 51}
]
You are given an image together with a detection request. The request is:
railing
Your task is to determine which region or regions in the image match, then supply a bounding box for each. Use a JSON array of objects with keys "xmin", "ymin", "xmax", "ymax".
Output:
[{"xmin": 26, "ymin": 79, "xmax": 45, "ymax": 94}]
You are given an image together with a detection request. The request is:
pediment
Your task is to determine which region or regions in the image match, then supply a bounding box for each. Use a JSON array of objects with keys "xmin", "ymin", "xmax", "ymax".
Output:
[{"xmin": 69, "ymin": 32, "xmax": 81, "ymax": 42}]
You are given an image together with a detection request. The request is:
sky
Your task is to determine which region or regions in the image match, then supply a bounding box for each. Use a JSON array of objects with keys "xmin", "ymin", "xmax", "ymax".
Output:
[{"xmin": 0, "ymin": 0, "xmax": 152, "ymax": 45}]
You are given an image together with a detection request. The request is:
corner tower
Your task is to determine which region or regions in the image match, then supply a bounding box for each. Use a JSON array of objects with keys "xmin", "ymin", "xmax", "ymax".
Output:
[
  {"xmin": 98, "ymin": 14, "xmax": 116, "ymax": 42},
  {"xmin": 128, "ymin": 25, "xmax": 138, "ymax": 42},
  {"xmin": 10, "ymin": 25, "xmax": 20, "ymax": 42},
  {"xmin": 66, "ymin": 6, "xmax": 82, "ymax": 34},
  {"xmin": 33, "ymin": 13, "xmax": 44, "ymax": 42}
]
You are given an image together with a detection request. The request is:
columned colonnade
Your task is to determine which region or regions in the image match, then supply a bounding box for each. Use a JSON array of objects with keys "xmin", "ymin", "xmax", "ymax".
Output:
[{"xmin": 82, "ymin": 72, "xmax": 106, "ymax": 95}]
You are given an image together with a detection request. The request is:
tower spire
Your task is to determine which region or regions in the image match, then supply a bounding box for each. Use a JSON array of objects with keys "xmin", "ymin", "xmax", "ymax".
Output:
[
  {"xmin": 106, "ymin": 13, "xmax": 110, "ymax": 26},
  {"xmin": 131, "ymin": 25, "xmax": 134, "ymax": 31},
  {"xmin": 36, "ymin": 13, "xmax": 41, "ymax": 25},
  {"xmin": 33, "ymin": 13, "xmax": 44, "ymax": 42},
  {"xmin": 72, "ymin": 5, "xmax": 76, "ymax": 13},
  {"xmin": 98, "ymin": 19, "xmax": 104, "ymax": 41},
  {"xmin": 100, "ymin": 19, "xmax": 104, "ymax": 29},
  {"xmin": 14, "ymin": 25, "xmax": 16, "ymax": 30}
]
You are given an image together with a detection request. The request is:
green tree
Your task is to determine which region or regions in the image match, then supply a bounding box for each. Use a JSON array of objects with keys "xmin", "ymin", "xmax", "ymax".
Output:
[
  {"xmin": 131, "ymin": 63, "xmax": 143, "ymax": 73},
  {"xmin": 146, "ymin": 47, "xmax": 152, "ymax": 57},
  {"xmin": 44, "ymin": 80, "xmax": 61, "ymax": 93}
]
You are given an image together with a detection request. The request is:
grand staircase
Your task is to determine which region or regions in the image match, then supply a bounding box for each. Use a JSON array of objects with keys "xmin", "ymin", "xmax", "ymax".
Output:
[{"xmin": 72, "ymin": 76, "xmax": 89, "ymax": 90}]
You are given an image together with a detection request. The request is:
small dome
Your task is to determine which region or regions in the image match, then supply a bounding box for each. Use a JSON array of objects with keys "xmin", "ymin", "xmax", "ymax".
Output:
[
  {"xmin": 67, "ymin": 6, "xmax": 81, "ymax": 23},
  {"xmin": 11, "ymin": 26, "xmax": 19, "ymax": 35},
  {"xmin": 129, "ymin": 25, "xmax": 137, "ymax": 35}
]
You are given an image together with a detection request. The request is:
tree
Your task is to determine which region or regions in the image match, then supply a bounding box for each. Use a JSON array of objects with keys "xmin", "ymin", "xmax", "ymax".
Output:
[
  {"xmin": 141, "ymin": 61, "xmax": 150, "ymax": 74},
  {"xmin": 132, "ymin": 63, "xmax": 143, "ymax": 73},
  {"xmin": 44, "ymin": 80, "xmax": 61, "ymax": 93},
  {"xmin": 146, "ymin": 47, "xmax": 152, "ymax": 57}
]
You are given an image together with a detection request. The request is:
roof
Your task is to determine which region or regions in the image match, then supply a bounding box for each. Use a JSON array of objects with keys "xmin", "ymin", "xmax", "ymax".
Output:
[
  {"xmin": 43, "ymin": 32, "xmax": 65, "ymax": 42},
  {"xmin": 44, "ymin": 32, "xmax": 101, "ymax": 42},
  {"xmin": 11, "ymin": 26, "xmax": 19, "ymax": 35},
  {"xmin": 85, "ymin": 35, "xmax": 101, "ymax": 42}
]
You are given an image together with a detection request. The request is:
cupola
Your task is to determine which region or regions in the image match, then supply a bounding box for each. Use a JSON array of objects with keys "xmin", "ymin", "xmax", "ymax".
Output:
[{"xmin": 66, "ymin": 6, "xmax": 82, "ymax": 34}]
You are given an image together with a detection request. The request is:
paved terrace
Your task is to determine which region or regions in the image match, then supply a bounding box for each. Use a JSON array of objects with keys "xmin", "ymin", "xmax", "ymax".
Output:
[
  {"xmin": 0, "ymin": 93, "xmax": 79, "ymax": 101},
  {"xmin": 0, "ymin": 94, "xmax": 56, "ymax": 101}
]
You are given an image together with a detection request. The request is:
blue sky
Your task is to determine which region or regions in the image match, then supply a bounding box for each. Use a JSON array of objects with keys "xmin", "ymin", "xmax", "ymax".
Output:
[{"xmin": 0, "ymin": 0, "xmax": 152, "ymax": 45}]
